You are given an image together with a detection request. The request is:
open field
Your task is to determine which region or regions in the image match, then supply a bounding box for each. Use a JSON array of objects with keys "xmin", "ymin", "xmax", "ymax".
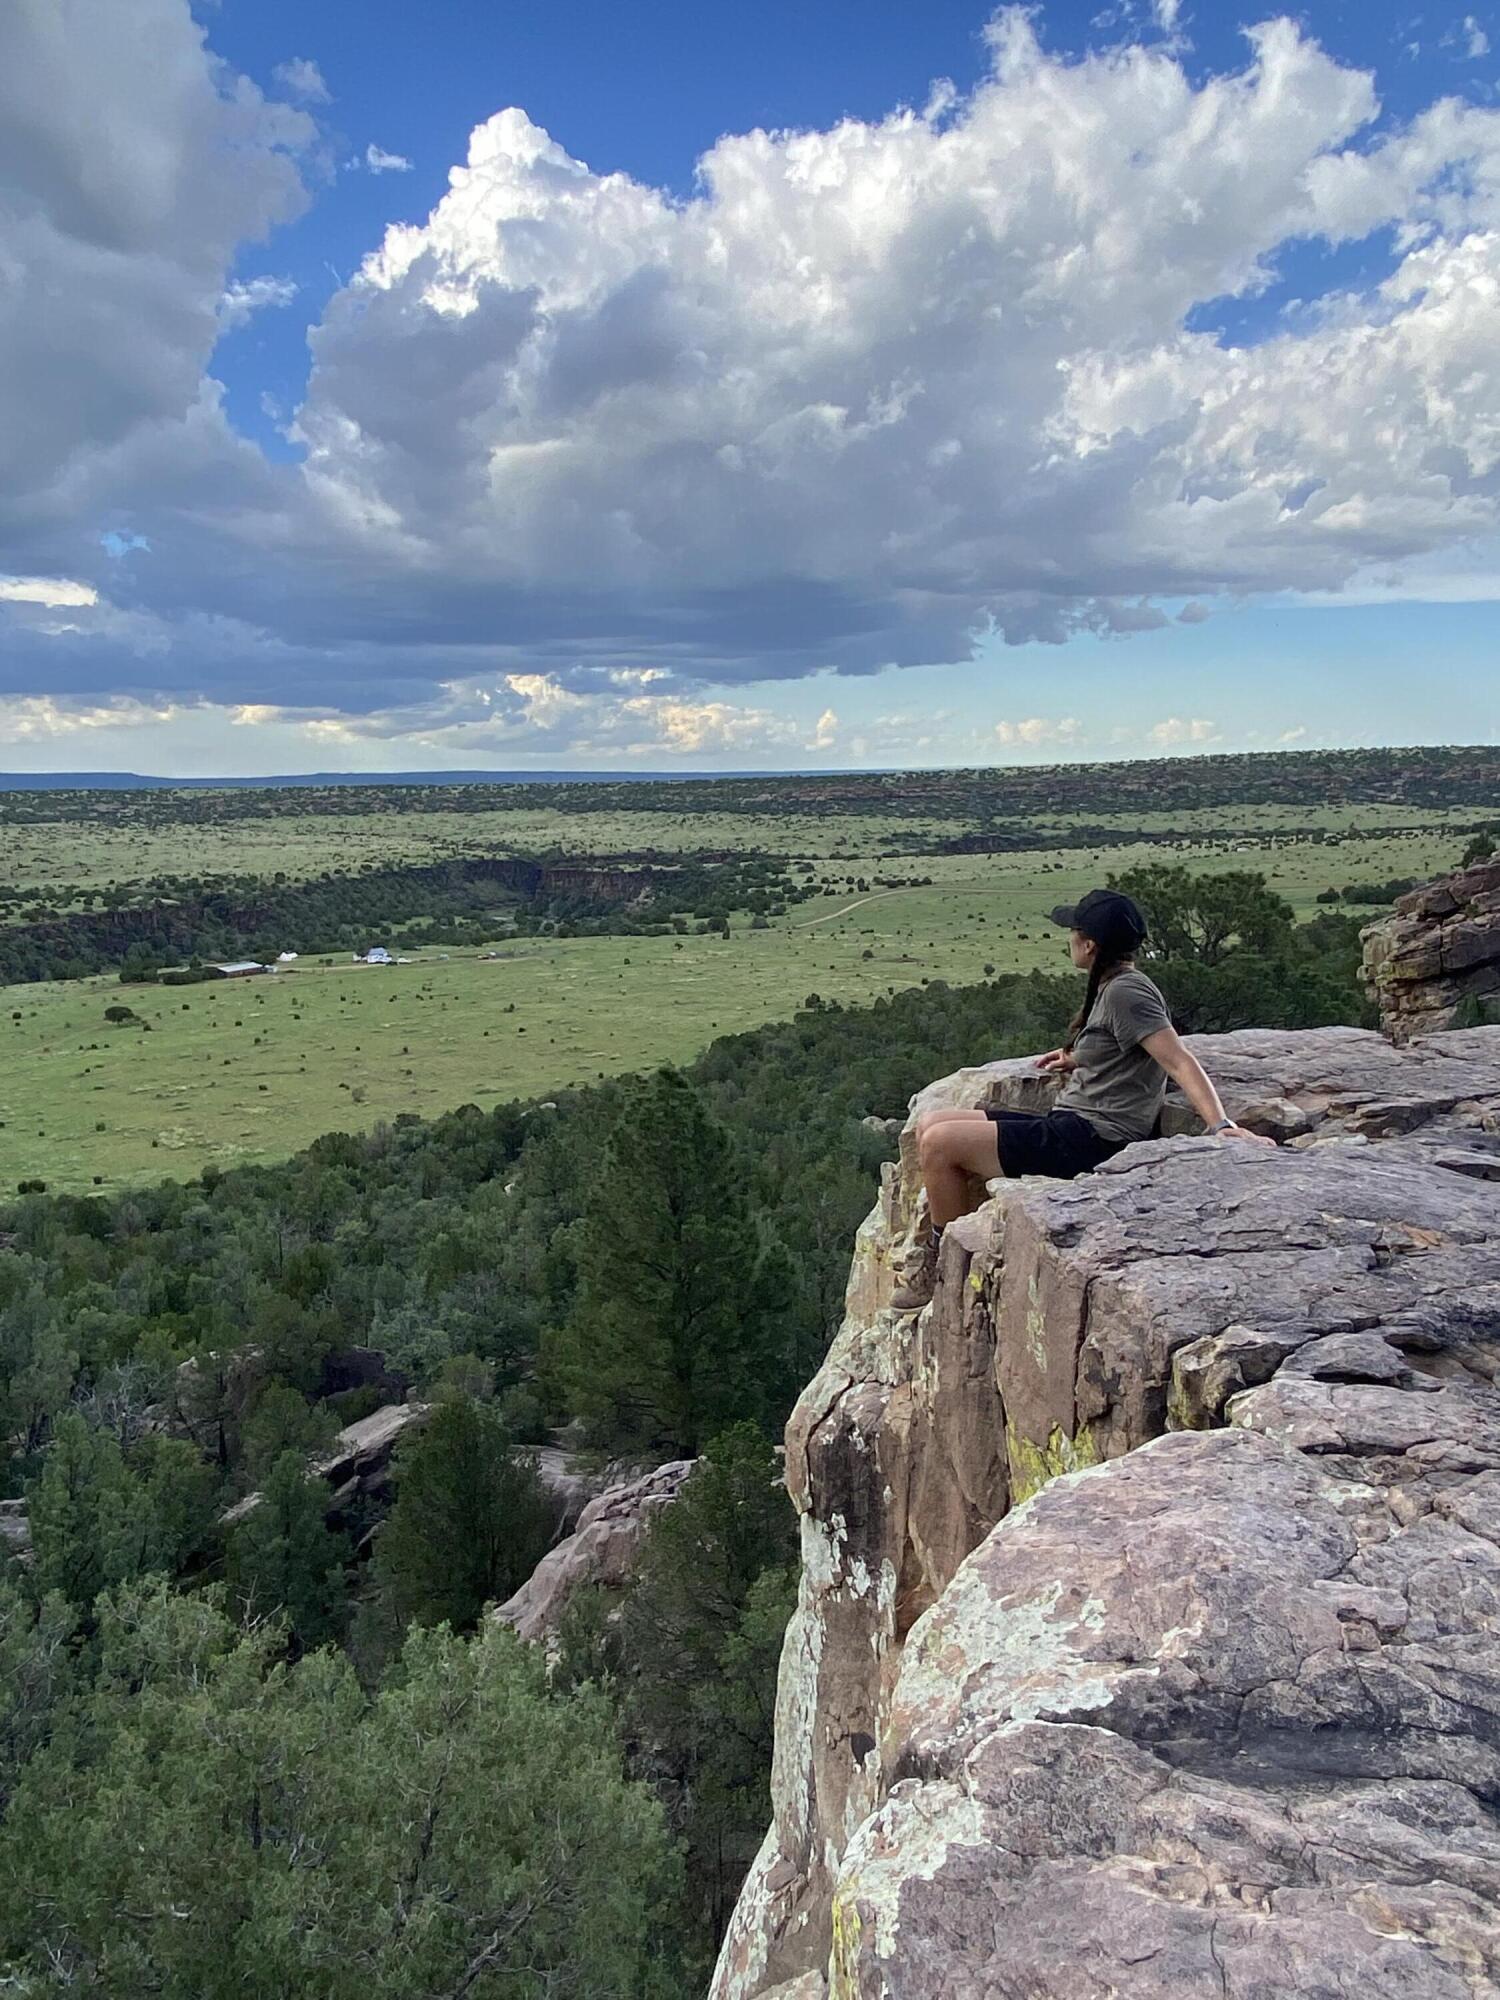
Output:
[
  {"xmin": 2, "ymin": 809, "xmax": 1481, "ymax": 1194},
  {"xmin": 1, "ymin": 796, "xmax": 1488, "ymax": 913}
]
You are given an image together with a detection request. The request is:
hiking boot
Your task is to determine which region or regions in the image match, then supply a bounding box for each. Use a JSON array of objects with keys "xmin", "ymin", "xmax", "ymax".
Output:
[{"xmin": 891, "ymin": 1231, "xmax": 940, "ymax": 1312}]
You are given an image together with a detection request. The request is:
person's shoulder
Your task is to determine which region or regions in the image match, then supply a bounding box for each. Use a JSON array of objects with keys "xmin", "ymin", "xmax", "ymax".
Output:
[
  {"xmin": 1114, "ymin": 966, "xmax": 1164, "ymax": 997},
  {"xmin": 1109, "ymin": 968, "xmax": 1169, "ymax": 1014}
]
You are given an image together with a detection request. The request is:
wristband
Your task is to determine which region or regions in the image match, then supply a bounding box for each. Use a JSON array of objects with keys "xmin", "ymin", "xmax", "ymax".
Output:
[{"xmin": 1207, "ymin": 1118, "xmax": 1234, "ymax": 1135}]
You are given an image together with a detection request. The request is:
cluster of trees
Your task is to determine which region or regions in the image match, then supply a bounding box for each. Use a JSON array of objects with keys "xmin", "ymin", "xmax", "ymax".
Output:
[
  {"xmin": 0, "ymin": 1577, "xmax": 684, "ymax": 1996},
  {"xmin": 0, "ymin": 851, "xmax": 814, "ymax": 986},
  {"xmin": 1104, "ymin": 864, "xmax": 1368, "ymax": 1034},
  {"xmin": 0, "ymin": 878, "xmax": 1374, "ymax": 1988}
]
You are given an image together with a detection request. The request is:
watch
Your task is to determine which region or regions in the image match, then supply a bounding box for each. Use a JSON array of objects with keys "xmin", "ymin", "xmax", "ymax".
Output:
[{"xmin": 1207, "ymin": 1118, "xmax": 1234, "ymax": 1134}]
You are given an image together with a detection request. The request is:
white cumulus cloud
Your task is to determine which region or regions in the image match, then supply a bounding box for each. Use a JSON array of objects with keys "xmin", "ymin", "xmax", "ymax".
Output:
[
  {"xmin": 219, "ymin": 276, "xmax": 299, "ymax": 330},
  {"xmin": 0, "ymin": 0, "xmax": 314, "ymax": 558},
  {"xmin": 0, "ymin": 694, "xmax": 176, "ymax": 738},
  {"xmin": 1148, "ymin": 716, "xmax": 1219, "ymax": 746},
  {"xmin": 273, "ymin": 57, "xmax": 330, "ymax": 104},
  {"xmin": 7, "ymin": 4, "xmax": 1500, "ymax": 756},
  {"xmin": 363, "ymin": 143, "xmax": 413, "ymax": 174},
  {"xmin": 0, "ymin": 575, "xmax": 99, "ymax": 607},
  {"xmin": 995, "ymin": 716, "xmax": 1083, "ymax": 745}
]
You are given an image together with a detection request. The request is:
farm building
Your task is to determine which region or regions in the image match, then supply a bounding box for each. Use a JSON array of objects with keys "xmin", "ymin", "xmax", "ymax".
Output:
[{"xmin": 208, "ymin": 961, "xmax": 269, "ymax": 979}]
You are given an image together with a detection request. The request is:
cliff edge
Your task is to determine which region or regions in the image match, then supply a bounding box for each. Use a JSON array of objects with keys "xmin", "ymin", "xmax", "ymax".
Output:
[{"xmin": 712, "ymin": 1023, "xmax": 1500, "ymax": 2000}]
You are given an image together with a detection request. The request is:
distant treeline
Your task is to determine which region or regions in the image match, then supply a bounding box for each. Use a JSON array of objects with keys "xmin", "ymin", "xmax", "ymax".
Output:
[
  {"xmin": 4, "ymin": 744, "xmax": 1500, "ymax": 835},
  {"xmin": 0, "ymin": 851, "xmax": 810, "ymax": 985},
  {"xmin": 922, "ymin": 817, "xmax": 1498, "ymax": 858}
]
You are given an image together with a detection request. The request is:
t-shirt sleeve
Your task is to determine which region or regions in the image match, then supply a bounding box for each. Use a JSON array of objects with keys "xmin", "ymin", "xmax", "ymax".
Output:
[{"xmin": 1109, "ymin": 977, "xmax": 1172, "ymax": 1049}]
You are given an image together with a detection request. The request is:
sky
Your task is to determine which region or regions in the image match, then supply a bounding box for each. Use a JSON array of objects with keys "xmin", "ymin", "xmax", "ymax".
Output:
[{"xmin": 1, "ymin": 0, "xmax": 1498, "ymax": 775}]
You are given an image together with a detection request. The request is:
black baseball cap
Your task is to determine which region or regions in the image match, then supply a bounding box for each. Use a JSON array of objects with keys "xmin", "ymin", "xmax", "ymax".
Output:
[{"xmin": 1048, "ymin": 888, "xmax": 1148, "ymax": 955}]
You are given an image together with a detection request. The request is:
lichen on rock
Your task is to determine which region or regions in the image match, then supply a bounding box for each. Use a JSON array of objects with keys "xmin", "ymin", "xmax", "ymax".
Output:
[{"xmin": 711, "ymin": 1023, "xmax": 1500, "ymax": 2000}]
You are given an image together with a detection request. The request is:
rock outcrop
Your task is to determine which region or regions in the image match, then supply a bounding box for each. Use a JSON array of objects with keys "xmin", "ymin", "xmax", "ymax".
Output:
[
  {"xmin": 0, "ymin": 1497, "xmax": 29, "ymax": 1562},
  {"xmin": 493, "ymin": 1458, "xmax": 694, "ymax": 1647},
  {"xmin": 713, "ymin": 1025, "xmax": 1500, "ymax": 2000},
  {"xmin": 1364, "ymin": 858, "xmax": 1500, "ymax": 1039},
  {"xmin": 221, "ymin": 1400, "xmax": 430, "ymax": 1529}
]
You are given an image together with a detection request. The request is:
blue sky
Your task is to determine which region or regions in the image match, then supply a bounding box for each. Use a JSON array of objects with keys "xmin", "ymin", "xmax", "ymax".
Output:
[{"xmin": 0, "ymin": 0, "xmax": 1497, "ymax": 772}]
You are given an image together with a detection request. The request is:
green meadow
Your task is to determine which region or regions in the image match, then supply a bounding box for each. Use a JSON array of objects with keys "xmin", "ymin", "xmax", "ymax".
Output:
[
  {"xmin": 1, "ymin": 807, "xmax": 1475, "ymax": 1195},
  {"xmin": 4, "ymin": 796, "xmax": 1484, "ymax": 912}
]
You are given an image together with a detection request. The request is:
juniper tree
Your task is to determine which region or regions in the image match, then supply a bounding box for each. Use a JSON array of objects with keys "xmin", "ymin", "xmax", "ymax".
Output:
[
  {"xmin": 225, "ymin": 1449, "xmax": 347, "ymax": 1652},
  {"xmin": 1, "ymin": 1580, "xmax": 684, "ymax": 2000},
  {"xmin": 373, "ymin": 1398, "xmax": 551, "ymax": 1634},
  {"xmin": 554, "ymin": 1069, "xmax": 782, "ymax": 1454}
]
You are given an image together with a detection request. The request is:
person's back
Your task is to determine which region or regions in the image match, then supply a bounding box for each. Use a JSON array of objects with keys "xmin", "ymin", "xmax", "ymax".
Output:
[{"xmin": 1056, "ymin": 965, "xmax": 1170, "ymax": 1144}]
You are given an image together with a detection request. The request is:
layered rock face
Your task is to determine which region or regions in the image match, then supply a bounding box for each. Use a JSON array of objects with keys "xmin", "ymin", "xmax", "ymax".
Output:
[
  {"xmin": 1364, "ymin": 858, "xmax": 1500, "ymax": 1038},
  {"xmin": 493, "ymin": 1458, "xmax": 694, "ymax": 1647},
  {"xmin": 713, "ymin": 1025, "xmax": 1500, "ymax": 2000}
]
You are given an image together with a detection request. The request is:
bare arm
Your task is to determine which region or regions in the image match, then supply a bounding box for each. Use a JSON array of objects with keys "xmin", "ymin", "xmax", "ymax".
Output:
[{"xmin": 1140, "ymin": 1024, "xmax": 1275, "ymax": 1145}]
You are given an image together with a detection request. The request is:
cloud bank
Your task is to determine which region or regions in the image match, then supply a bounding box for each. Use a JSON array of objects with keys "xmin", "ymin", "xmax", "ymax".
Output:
[{"xmin": 3, "ymin": 2, "xmax": 1500, "ymax": 761}]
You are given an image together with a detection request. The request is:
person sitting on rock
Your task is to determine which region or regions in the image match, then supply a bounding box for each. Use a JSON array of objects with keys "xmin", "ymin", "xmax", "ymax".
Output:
[{"xmin": 892, "ymin": 888, "xmax": 1273, "ymax": 1311}]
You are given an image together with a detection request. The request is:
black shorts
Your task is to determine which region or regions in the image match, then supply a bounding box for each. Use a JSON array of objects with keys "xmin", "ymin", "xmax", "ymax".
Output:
[{"xmin": 986, "ymin": 1108, "xmax": 1125, "ymax": 1181}]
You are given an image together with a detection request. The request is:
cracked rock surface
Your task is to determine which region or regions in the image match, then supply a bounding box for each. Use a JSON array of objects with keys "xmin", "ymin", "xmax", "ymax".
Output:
[
  {"xmin": 1364, "ymin": 859, "xmax": 1500, "ymax": 1039},
  {"xmin": 710, "ymin": 1026, "xmax": 1500, "ymax": 2000}
]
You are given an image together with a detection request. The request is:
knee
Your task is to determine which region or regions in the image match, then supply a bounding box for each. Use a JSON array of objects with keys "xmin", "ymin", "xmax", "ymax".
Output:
[{"xmin": 916, "ymin": 1121, "xmax": 948, "ymax": 1169}]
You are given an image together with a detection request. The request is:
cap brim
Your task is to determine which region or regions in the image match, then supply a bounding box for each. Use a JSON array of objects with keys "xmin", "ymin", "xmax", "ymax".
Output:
[{"xmin": 1048, "ymin": 904, "xmax": 1079, "ymax": 928}]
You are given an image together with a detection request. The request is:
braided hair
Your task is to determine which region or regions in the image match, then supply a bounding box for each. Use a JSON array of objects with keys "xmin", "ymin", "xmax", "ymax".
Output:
[{"xmin": 1063, "ymin": 947, "xmax": 1132, "ymax": 1052}]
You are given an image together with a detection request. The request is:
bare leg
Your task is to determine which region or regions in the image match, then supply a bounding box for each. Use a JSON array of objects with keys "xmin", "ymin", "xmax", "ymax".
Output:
[{"xmin": 916, "ymin": 1111, "xmax": 1002, "ymax": 1228}]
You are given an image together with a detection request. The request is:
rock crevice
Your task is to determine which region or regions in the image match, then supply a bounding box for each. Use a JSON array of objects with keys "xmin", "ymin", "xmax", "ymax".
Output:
[{"xmin": 712, "ymin": 1024, "xmax": 1500, "ymax": 2000}]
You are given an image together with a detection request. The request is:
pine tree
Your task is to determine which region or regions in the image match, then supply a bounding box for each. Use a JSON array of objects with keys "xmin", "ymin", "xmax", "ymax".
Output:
[
  {"xmin": 226, "ymin": 1450, "xmax": 347, "ymax": 1651},
  {"xmin": 26, "ymin": 1414, "xmax": 139, "ymax": 1613},
  {"xmin": 556, "ymin": 1069, "xmax": 776, "ymax": 1453},
  {"xmin": 373, "ymin": 1399, "xmax": 551, "ymax": 1633},
  {"xmin": 617, "ymin": 1425, "xmax": 797, "ymax": 1961}
]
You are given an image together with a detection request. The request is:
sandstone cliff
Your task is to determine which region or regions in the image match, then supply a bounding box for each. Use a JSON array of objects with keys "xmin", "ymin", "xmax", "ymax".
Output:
[
  {"xmin": 713, "ymin": 1025, "xmax": 1500, "ymax": 2000},
  {"xmin": 1364, "ymin": 857, "xmax": 1500, "ymax": 1038},
  {"xmin": 494, "ymin": 1458, "xmax": 694, "ymax": 1647}
]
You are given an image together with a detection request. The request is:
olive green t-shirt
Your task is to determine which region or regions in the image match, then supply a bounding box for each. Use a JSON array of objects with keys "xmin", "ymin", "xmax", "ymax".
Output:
[{"xmin": 1056, "ymin": 968, "xmax": 1172, "ymax": 1144}]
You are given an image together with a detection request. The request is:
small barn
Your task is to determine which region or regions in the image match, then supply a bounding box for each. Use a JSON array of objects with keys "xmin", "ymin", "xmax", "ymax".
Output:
[{"xmin": 208, "ymin": 961, "xmax": 269, "ymax": 979}]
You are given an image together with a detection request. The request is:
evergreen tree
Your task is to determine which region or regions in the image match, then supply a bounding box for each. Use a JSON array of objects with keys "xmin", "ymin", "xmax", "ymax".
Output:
[
  {"xmin": 1, "ymin": 1580, "xmax": 685, "ymax": 1999},
  {"xmin": 373, "ymin": 1399, "xmax": 552, "ymax": 1633},
  {"xmin": 26, "ymin": 1414, "xmax": 141, "ymax": 1613},
  {"xmin": 240, "ymin": 1380, "xmax": 338, "ymax": 1486},
  {"xmin": 1110, "ymin": 863, "xmax": 1295, "ymax": 965},
  {"xmin": 556, "ymin": 1070, "xmax": 778, "ymax": 1453},
  {"xmin": 0, "ymin": 1577, "xmax": 76, "ymax": 1813},
  {"xmin": 616, "ymin": 1424, "xmax": 798, "ymax": 1961},
  {"xmin": 0, "ymin": 1278, "xmax": 77, "ymax": 1462},
  {"xmin": 226, "ymin": 1450, "xmax": 347, "ymax": 1651}
]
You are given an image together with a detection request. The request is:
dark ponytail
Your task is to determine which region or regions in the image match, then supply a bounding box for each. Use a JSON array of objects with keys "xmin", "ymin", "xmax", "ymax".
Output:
[{"xmin": 1064, "ymin": 951, "xmax": 1129, "ymax": 1051}]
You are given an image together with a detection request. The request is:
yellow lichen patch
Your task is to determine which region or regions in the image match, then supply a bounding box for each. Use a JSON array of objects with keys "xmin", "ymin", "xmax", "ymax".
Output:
[
  {"xmin": 830, "ymin": 1893, "xmax": 863, "ymax": 1998},
  {"xmin": 1007, "ymin": 1419, "xmax": 1100, "ymax": 1505}
]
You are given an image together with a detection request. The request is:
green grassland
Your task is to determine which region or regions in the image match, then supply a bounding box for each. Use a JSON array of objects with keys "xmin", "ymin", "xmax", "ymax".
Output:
[
  {"xmin": 1, "ymin": 811, "xmax": 1475, "ymax": 1196},
  {"xmin": 2, "ymin": 794, "xmax": 1486, "ymax": 916},
  {"xmin": 0, "ymin": 807, "xmax": 972, "ymax": 907}
]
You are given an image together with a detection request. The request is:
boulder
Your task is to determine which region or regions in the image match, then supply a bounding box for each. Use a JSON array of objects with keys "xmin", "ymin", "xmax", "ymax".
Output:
[
  {"xmin": 0, "ymin": 1497, "xmax": 30, "ymax": 1562},
  {"xmin": 711, "ymin": 1025, "xmax": 1500, "ymax": 2000},
  {"xmin": 1363, "ymin": 858, "xmax": 1500, "ymax": 1039},
  {"xmin": 316, "ymin": 1346, "xmax": 412, "ymax": 1404},
  {"xmin": 222, "ymin": 1400, "xmax": 430, "ymax": 1529},
  {"xmin": 493, "ymin": 1458, "xmax": 694, "ymax": 1647},
  {"xmin": 532, "ymin": 1444, "xmax": 615, "ymax": 1538}
]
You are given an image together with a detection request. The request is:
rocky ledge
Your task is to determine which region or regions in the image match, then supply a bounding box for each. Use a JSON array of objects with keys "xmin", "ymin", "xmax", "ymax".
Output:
[
  {"xmin": 1364, "ymin": 857, "xmax": 1500, "ymax": 1039},
  {"xmin": 712, "ymin": 1024, "xmax": 1500, "ymax": 2000}
]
